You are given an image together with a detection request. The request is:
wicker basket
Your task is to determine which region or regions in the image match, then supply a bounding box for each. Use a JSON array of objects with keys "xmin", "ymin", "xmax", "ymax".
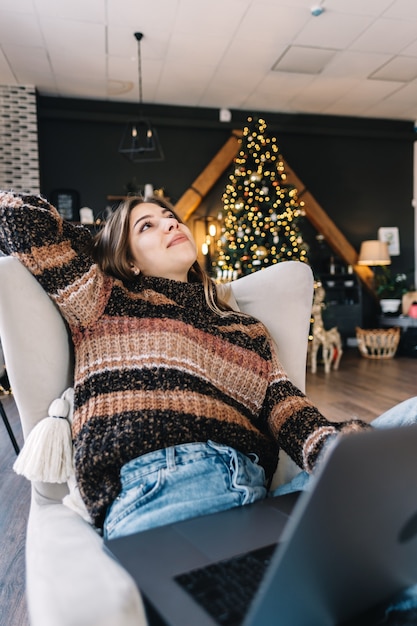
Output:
[{"xmin": 355, "ymin": 327, "xmax": 400, "ymax": 359}]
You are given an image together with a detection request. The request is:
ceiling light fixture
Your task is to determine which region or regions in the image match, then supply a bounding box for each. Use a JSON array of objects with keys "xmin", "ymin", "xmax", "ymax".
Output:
[
  {"xmin": 311, "ymin": 5, "xmax": 324, "ymax": 17},
  {"xmin": 118, "ymin": 32, "xmax": 164, "ymax": 163}
]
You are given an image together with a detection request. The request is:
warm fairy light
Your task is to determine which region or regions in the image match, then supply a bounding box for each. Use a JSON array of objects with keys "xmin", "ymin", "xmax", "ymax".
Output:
[{"xmin": 208, "ymin": 223, "xmax": 217, "ymax": 237}]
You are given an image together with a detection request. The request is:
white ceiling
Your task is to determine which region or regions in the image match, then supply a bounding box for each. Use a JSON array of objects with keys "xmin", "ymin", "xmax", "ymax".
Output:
[{"xmin": 2, "ymin": 0, "xmax": 417, "ymax": 122}]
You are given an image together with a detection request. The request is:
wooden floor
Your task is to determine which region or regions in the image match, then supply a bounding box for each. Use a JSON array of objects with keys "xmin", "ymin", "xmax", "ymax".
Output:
[
  {"xmin": 0, "ymin": 348, "xmax": 416, "ymax": 626},
  {"xmin": 306, "ymin": 347, "xmax": 417, "ymax": 424},
  {"xmin": 0, "ymin": 393, "xmax": 30, "ymax": 626}
]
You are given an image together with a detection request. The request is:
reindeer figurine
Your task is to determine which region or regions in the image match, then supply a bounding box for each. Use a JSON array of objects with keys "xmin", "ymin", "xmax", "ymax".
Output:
[{"xmin": 310, "ymin": 283, "xmax": 343, "ymax": 374}]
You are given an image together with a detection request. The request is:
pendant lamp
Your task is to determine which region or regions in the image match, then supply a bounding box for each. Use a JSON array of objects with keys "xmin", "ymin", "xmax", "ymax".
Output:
[{"xmin": 118, "ymin": 32, "xmax": 164, "ymax": 163}]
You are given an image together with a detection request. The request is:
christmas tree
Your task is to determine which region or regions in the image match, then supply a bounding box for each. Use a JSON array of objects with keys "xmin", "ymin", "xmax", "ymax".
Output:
[{"xmin": 214, "ymin": 117, "xmax": 308, "ymax": 281}]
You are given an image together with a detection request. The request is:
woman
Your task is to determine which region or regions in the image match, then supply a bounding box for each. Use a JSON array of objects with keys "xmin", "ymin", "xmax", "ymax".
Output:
[{"xmin": 0, "ymin": 190, "xmax": 395, "ymax": 540}]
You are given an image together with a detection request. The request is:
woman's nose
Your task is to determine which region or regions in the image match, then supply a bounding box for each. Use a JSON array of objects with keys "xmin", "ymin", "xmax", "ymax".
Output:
[{"xmin": 163, "ymin": 217, "xmax": 179, "ymax": 231}]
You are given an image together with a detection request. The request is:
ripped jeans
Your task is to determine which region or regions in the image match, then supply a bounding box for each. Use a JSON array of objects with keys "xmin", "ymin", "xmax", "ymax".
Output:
[{"xmin": 103, "ymin": 440, "xmax": 267, "ymax": 541}]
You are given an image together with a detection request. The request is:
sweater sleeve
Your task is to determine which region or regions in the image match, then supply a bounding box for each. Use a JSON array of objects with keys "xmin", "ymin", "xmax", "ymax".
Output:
[
  {"xmin": 264, "ymin": 339, "xmax": 371, "ymax": 474},
  {"xmin": 0, "ymin": 191, "xmax": 110, "ymax": 329}
]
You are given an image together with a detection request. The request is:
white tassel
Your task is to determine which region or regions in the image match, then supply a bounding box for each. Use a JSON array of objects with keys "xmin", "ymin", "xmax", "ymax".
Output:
[
  {"xmin": 13, "ymin": 391, "xmax": 74, "ymax": 483},
  {"xmin": 63, "ymin": 475, "xmax": 93, "ymax": 524}
]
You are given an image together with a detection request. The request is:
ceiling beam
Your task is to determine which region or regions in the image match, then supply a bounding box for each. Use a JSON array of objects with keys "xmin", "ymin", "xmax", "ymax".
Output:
[{"xmin": 174, "ymin": 133, "xmax": 240, "ymax": 222}]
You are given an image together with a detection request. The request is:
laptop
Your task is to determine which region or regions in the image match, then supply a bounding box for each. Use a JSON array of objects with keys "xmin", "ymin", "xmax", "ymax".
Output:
[{"xmin": 105, "ymin": 424, "xmax": 417, "ymax": 626}]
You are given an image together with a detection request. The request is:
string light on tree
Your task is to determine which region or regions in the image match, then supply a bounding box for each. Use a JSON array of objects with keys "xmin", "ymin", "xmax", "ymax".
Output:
[{"xmin": 214, "ymin": 116, "xmax": 309, "ymax": 281}]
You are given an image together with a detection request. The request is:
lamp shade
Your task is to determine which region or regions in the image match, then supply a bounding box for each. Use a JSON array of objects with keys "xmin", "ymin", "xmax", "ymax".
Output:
[{"xmin": 357, "ymin": 240, "xmax": 391, "ymax": 266}]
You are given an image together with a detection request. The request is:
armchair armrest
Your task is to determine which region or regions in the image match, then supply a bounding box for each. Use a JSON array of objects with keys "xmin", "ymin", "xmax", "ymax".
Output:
[{"xmin": 27, "ymin": 491, "xmax": 147, "ymax": 626}]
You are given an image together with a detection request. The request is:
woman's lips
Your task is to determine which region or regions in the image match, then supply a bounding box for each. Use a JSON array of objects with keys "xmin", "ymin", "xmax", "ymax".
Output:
[{"xmin": 168, "ymin": 234, "xmax": 188, "ymax": 247}]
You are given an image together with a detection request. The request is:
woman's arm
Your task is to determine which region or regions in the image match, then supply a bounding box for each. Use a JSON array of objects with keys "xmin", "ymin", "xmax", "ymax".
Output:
[
  {"xmin": 0, "ymin": 191, "xmax": 109, "ymax": 329},
  {"xmin": 264, "ymin": 339, "xmax": 370, "ymax": 474},
  {"xmin": 0, "ymin": 191, "xmax": 91, "ymax": 268}
]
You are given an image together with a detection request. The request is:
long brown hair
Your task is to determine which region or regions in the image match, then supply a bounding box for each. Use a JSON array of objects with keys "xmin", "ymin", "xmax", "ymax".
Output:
[{"xmin": 92, "ymin": 195, "xmax": 234, "ymax": 316}]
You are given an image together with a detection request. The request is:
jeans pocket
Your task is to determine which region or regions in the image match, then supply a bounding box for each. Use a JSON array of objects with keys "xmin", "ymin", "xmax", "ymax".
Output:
[{"xmin": 104, "ymin": 467, "xmax": 164, "ymax": 538}]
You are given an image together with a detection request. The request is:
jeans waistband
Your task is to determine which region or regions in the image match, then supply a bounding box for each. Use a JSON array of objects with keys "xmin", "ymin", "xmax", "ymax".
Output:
[{"xmin": 120, "ymin": 441, "xmax": 224, "ymax": 480}]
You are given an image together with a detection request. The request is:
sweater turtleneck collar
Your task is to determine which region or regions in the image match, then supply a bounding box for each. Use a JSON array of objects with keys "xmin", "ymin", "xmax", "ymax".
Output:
[{"xmin": 136, "ymin": 274, "xmax": 207, "ymax": 308}]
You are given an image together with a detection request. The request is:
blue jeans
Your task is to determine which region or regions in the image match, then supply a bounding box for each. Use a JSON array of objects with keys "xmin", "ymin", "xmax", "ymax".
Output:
[
  {"xmin": 104, "ymin": 398, "xmax": 417, "ymax": 540},
  {"xmin": 103, "ymin": 440, "xmax": 267, "ymax": 541}
]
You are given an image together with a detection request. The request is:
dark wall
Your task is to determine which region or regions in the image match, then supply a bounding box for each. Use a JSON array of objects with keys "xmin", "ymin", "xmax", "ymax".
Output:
[
  {"xmin": 37, "ymin": 97, "xmax": 231, "ymax": 220},
  {"xmin": 275, "ymin": 117, "xmax": 415, "ymax": 277},
  {"xmin": 37, "ymin": 95, "xmax": 415, "ymax": 280}
]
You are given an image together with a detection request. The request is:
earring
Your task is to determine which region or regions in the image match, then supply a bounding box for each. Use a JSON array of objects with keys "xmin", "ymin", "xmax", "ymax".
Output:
[{"xmin": 132, "ymin": 266, "xmax": 140, "ymax": 276}]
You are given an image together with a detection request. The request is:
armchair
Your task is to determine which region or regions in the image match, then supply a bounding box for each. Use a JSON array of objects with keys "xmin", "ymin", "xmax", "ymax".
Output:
[{"xmin": 0, "ymin": 256, "xmax": 313, "ymax": 626}]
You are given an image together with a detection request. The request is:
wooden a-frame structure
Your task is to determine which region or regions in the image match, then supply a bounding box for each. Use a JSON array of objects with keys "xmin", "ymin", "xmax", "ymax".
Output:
[{"xmin": 174, "ymin": 131, "xmax": 375, "ymax": 294}]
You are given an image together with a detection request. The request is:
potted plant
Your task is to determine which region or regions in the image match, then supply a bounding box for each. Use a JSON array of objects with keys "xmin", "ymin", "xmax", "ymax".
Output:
[{"xmin": 375, "ymin": 268, "xmax": 411, "ymax": 313}]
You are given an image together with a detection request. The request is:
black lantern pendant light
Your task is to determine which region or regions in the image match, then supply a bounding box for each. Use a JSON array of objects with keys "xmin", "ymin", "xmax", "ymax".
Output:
[{"xmin": 118, "ymin": 32, "xmax": 164, "ymax": 162}]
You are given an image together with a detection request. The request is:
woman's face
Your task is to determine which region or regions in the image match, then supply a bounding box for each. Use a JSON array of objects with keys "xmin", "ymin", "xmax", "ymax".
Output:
[{"xmin": 128, "ymin": 202, "xmax": 197, "ymax": 282}]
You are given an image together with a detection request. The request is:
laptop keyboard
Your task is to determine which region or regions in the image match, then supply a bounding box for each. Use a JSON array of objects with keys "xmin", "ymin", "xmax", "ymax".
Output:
[{"xmin": 175, "ymin": 543, "xmax": 277, "ymax": 626}]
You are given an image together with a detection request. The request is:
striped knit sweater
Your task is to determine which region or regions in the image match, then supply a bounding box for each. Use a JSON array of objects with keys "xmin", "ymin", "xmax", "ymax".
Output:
[{"xmin": 0, "ymin": 192, "xmax": 369, "ymax": 528}]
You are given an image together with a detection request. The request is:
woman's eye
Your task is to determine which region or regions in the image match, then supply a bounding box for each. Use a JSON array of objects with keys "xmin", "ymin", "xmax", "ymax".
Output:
[{"xmin": 140, "ymin": 221, "xmax": 152, "ymax": 232}]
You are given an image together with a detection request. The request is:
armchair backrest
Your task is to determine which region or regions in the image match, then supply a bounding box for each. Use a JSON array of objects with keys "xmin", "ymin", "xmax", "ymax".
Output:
[
  {"xmin": 0, "ymin": 256, "xmax": 73, "ymax": 438},
  {"xmin": 0, "ymin": 256, "xmax": 73, "ymax": 501},
  {"xmin": 0, "ymin": 257, "xmax": 313, "ymax": 494},
  {"xmin": 229, "ymin": 261, "xmax": 313, "ymax": 392}
]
